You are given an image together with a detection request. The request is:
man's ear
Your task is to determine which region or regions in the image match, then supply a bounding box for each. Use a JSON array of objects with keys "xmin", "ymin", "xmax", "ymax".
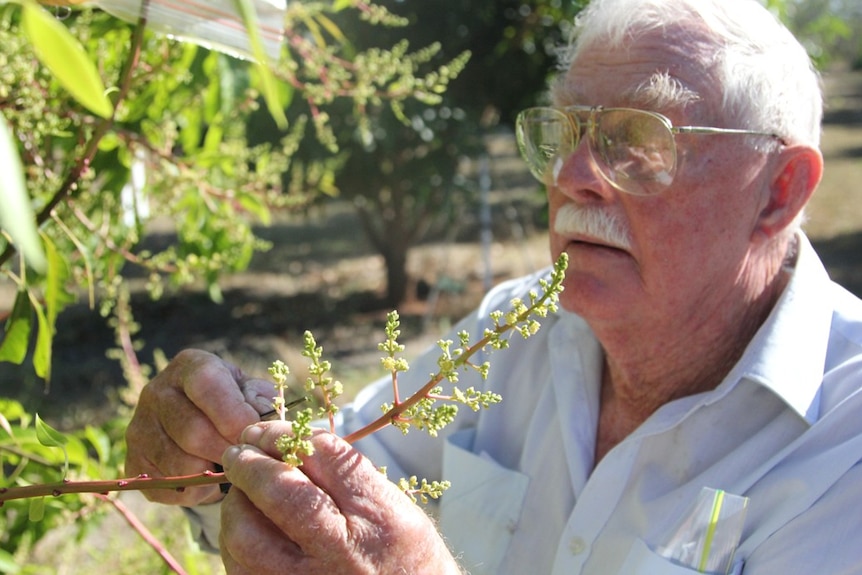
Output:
[{"xmin": 755, "ymin": 145, "xmax": 823, "ymax": 239}]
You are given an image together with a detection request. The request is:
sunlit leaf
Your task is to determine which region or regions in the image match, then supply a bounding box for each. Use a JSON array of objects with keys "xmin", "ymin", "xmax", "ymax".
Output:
[
  {"xmin": 43, "ymin": 234, "xmax": 74, "ymax": 329},
  {"xmin": 51, "ymin": 217, "xmax": 95, "ymax": 309},
  {"xmin": 28, "ymin": 496, "xmax": 46, "ymax": 522},
  {"xmin": 234, "ymin": 0, "xmax": 288, "ymax": 129},
  {"xmin": 299, "ymin": 11, "xmax": 326, "ymax": 48},
  {"xmin": 84, "ymin": 425, "xmax": 111, "ymax": 465},
  {"xmin": 238, "ymin": 192, "xmax": 271, "ymax": 225},
  {"xmin": 29, "ymin": 292, "xmax": 52, "ymax": 381},
  {"xmin": 22, "ymin": 2, "xmax": 113, "ymax": 118},
  {"xmin": 203, "ymin": 121, "xmax": 224, "ymax": 152},
  {"xmin": 36, "ymin": 414, "xmax": 68, "ymax": 476},
  {"xmin": 203, "ymin": 52, "xmax": 223, "ymax": 124},
  {"xmin": 0, "ymin": 548, "xmax": 20, "ymax": 574},
  {"xmin": 314, "ymin": 13, "xmax": 348, "ymax": 45},
  {"xmin": 0, "ymin": 412, "xmax": 13, "ymax": 438},
  {"xmin": 34, "ymin": 414, "xmax": 67, "ymax": 448},
  {"xmin": 0, "ymin": 290, "xmax": 33, "ymax": 365},
  {"xmin": 0, "ymin": 398, "xmax": 26, "ymax": 422},
  {"xmin": 180, "ymin": 104, "xmax": 204, "ymax": 154},
  {"xmin": 63, "ymin": 435, "xmax": 90, "ymax": 467},
  {"xmin": 0, "ymin": 114, "xmax": 45, "ymax": 272}
]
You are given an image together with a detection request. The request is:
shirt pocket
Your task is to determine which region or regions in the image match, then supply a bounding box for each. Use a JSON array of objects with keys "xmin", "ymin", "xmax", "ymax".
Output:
[
  {"xmin": 438, "ymin": 428, "xmax": 530, "ymax": 575},
  {"xmin": 620, "ymin": 538, "xmax": 745, "ymax": 575}
]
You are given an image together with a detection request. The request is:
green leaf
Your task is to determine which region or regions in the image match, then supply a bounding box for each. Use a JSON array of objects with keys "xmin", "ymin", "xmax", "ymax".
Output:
[
  {"xmin": 299, "ymin": 11, "xmax": 326, "ymax": 48},
  {"xmin": 0, "ymin": 114, "xmax": 45, "ymax": 272},
  {"xmin": 203, "ymin": 121, "xmax": 224, "ymax": 152},
  {"xmin": 84, "ymin": 425, "xmax": 111, "ymax": 465},
  {"xmin": 43, "ymin": 234, "xmax": 74, "ymax": 329},
  {"xmin": 34, "ymin": 414, "xmax": 67, "ymax": 448},
  {"xmin": 0, "ymin": 548, "xmax": 21, "ymax": 574},
  {"xmin": 234, "ymin": 0, "xmax": 288, "ymax": 129},
  {"xmin": 0, "ymin": 412, "xmax": 13, "ymax": 438},
  {"xmin": 0, "ymin": 400, "xmax": 30, "ymax": 437},
  {"xmin": 28, "ymin": 496, "xmax": 45, "ymax": 522},
  {"xmin": 62, "ymin": 435, "xmax": 90, "ymax": 467},
  {"xmin": 314, "ymin": 13, "xmax": 349, "ymax": 46},
  {"xmin": 29, "ymin": 292, "xmax": 52, "ymax": 381},
  {"xmin": 36, "ymin": 414, "xmax": 68, "ymax": 477},
  {"xmin": 0, "ymin": 290, "xmax": 33, "ymax": 365},
  {"xmin": 203, "ymin": 53, "xmax": 223, "ymax": 124},
  {"xmin": 21, "ymin": 2, "xmax": 113, "ymax": 119},
  {"xmin": 237, "ymin": 191, "xmax": 272, "ymax": 225}
]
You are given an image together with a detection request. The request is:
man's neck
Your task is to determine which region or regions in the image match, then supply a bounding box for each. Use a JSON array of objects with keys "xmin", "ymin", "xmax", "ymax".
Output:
[{"xmin": 592, "ymin": 245, "xmax": 794, "ymax": 464}]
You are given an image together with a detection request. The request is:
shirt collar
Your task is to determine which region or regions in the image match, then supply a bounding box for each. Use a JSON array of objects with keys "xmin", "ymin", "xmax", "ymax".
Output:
[
  {"xmin": 555, "ymin": 232, "xmax": 834, "ymax": 426},
  {"xmin": 720, "ymin": 232, "xmax": 833, "ymax": 424}
]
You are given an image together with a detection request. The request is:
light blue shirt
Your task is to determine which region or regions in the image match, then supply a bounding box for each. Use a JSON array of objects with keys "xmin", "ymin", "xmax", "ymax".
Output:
[
  {"xmin": 340, "ymin": 232, "xmax": 862, "ymax": 574},
  {"xmin": 189, "ymin": 232, "xmax": 862, "ymax": 574}
]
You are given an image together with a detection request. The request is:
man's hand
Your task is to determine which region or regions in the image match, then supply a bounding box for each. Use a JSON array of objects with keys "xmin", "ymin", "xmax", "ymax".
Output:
[
  {"xmin": 124, "ymin": 349, "xmax": 275, "ymax": 506},
  {"xmin": 219, "ymin": 422, "xmax": 462, "ymax": 575}
]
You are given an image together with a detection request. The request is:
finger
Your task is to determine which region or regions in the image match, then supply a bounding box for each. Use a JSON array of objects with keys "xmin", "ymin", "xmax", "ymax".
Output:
[
  {"xmin": 174, "ymin": 350, "xmax": 263, "ymax": 443},
  {"xmin": 144, "ymin": 350, "xmax": 262, "ymax": 464},
  {"xmin": 220, "ymin": 488, "xmax": 306, "ymax": 574},
  {"xmin": 240, "ymin": 423, "xmax": 395, "ymax": 510},
  {"xmin": 157, "ymin": 385, "xmax": 233, "ymax": 464},
  {"xmin": 239, "ymin": 377, "xmax": 278, "ymax": 415},
  {"xmin": 219, "ymin": 547, "xmax": 247, "ymax": 575},
  {"xmin": 125, "ymin": 400, "xmax": 223, "ymax": 505},
  {"xmin": 223, "ymin": 426, "xmax": 458, "ymax": 574},
  {"xmin": 221, "ymin": 442, "xmax": 352, "ymax": 558}
]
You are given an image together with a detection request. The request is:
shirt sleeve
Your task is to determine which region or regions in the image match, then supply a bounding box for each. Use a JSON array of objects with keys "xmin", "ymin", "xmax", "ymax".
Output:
[{"xmin": 183, "ymin": 503, "xmax": 223, "ymax": 554}]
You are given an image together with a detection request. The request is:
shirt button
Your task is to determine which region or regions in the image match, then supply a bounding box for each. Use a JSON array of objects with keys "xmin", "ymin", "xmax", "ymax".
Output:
[{"xmin": 569, "ymin": 536, "xmax": 587, "ymax": 555}]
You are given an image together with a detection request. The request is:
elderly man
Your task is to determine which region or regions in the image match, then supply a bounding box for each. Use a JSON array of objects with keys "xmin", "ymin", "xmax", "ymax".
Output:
[{"xmin": 125, "ymin": 0, "xmax": 862, "ymax": 573}]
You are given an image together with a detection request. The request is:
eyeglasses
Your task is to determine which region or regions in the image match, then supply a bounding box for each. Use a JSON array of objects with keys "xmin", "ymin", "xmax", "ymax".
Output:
[{"xmin": 515, "ymin": 106, "xmax": 782, "ymax": 196}]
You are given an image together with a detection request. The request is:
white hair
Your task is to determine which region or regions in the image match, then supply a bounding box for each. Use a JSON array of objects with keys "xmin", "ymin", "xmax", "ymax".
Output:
[{"xmin": 555, "ymin": 0, "xmax": 823, "ymax": 147}]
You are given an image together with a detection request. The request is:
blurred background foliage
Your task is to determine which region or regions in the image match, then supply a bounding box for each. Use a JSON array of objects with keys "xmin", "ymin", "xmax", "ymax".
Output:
[{"xmin": 249, "ymin": 0, "xmax": 588, "ymax": 305}]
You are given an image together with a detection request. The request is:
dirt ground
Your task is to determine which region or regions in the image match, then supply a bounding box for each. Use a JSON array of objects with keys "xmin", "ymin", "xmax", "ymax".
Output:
[{"xmin": 2, "ymin": 69, "xmax": 861, "ymax": 429}]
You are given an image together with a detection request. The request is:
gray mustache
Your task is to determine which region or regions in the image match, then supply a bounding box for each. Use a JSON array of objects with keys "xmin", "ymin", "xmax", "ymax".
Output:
[{"xmin": 553, "ymin": 204, "xmax": 632, "ymax": 250}]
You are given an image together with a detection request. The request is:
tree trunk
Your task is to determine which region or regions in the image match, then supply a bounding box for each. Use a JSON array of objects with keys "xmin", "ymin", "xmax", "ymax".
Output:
[{"xmin": 381, "ymin": 233, "xmax": 409, "ymax": 307}]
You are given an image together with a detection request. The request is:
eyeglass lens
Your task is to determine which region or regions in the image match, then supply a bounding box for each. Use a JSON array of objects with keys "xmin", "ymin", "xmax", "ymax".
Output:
[{"xmin": 516, "ymin": 108, "xmax": 678, "ymax": 194}]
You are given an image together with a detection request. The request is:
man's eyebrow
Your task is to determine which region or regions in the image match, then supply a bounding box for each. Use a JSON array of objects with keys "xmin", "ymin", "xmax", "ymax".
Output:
[
  {"xmin": 551, "ymin": 72, "xmax": 700, "ymax": 110},
  {"xmin": 621, "ymin": 72, "xmax": 701, "ymax": 110}
]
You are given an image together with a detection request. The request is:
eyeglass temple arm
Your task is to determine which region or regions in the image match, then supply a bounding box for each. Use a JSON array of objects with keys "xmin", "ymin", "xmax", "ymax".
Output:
[{"xmin": 674, "ymin": 125, "xmax": 785, "ymax": 144}]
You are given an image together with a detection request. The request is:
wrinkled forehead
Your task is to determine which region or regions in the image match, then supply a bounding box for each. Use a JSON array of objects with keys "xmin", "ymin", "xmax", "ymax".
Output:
[{"xmin": 554, "ymin": 25, "xmax": 723, "ymax": 118}]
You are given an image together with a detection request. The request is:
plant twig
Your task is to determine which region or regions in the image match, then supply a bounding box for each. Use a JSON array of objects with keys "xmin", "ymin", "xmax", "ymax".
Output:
[
  {"xmin": 344, "ymin": 327, "xmax": 496, "ymax": 444},
  {"xmin": 94, "ymin": 493, "xmax": 188, "ymax": 575},
  {"xmin": 344, "ymin": 263, "xmax": 565, "ymax": 443},
  {"xmin": 0, "ymin": 471, "xmax": 225, "ymax": 503}
]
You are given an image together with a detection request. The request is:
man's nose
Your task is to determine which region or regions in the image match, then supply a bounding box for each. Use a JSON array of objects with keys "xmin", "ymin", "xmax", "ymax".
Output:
[{"xmin": 551, "ymin": 138, "xmax": 615, "ymax": 203}]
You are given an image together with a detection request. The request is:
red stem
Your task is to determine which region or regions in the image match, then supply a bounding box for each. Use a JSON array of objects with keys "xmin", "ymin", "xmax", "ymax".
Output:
[
  {"xmin": 0, "ymin": 471, "xmax": 225, "ymax": 504},
  {"xmin": 343, "ymin": 331, "xmax": 502, "ymax": 444},
  {"xmin": 95, "ymin": 493, "xmax": 189, "ymax": 575}
]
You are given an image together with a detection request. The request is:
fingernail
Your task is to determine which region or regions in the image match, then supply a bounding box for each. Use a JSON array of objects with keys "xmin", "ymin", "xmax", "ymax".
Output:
[
  {"xmin": 222, "ymin": 445, "xmax": 242, "ymax": 471},
  {"xmin": 240, "ymin": 423, "xmax": 264, "ymax": 445}
]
